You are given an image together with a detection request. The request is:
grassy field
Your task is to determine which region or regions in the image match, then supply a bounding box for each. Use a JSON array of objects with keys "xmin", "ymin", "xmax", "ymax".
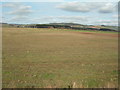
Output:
[{"xmin": 2, "ymin": 28, "xmax": 118, "ymax": 88}]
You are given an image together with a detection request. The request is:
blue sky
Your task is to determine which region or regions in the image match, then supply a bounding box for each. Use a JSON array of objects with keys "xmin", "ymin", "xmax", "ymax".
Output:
[{"xmin": 1, "ymin": 1, "xmax": 118, "ymax": 26}]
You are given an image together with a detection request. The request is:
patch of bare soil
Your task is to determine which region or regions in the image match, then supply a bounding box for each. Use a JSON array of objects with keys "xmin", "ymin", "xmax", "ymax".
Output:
[{"xmin": 74, "ymin": 32, "xmax": 118, "ymax": 37}]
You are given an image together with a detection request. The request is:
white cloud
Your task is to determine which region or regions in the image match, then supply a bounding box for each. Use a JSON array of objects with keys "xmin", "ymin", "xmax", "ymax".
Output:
[
  {"xmin": 7, "ymin": 16, "xmax": 33, "ymax": 24},
  {"xmin": 2, "ymin": 3, "xmax": 33, "ymax": 23},
  {"xmin": 57, "ymin": 16, "xmax": 88, "ymax": 20},
  {"xmin": 94, "ymin": 19, "xmax": 118, "ymax": 26},
  {"xmin": 98, "ymin": 3, "xmax": 117, "ymax": 13},
  {"xmin": 30, "ymin": 16, "xmax": 89, "ymax": 24},
  {"xmin": 2, "ymin": 3, "xmax": 21, "ymax": 8},
  {"xmin": 1, "ymin": 0, "xmax": 119, "ymax": 2},
  {"xmin": 7, "ymin": 6, "xmax": 32, "ymax": 15},
  {"xmin": 3, "ymin": 3, "xmax": 33, "ymax": 16},
  {"xmin": 2, "ymin": 0, "xmax": 64, "ymax": 2},
  {"xmin": 3, "ymin": 15, "xmax": 118, "ymax": 26},
  {"xmin": 112, "ymin": 14, "xmax": 118, "ymax": 18},
  {"xmin": 112, "ymin": 14, "xmax": 120, "ymax": 18},
  {"xmin": 57, "ymin": 2, "xmax": 117, "ymax": 13},
  {"xmin": 57, "ymin": 2, "xmax": 96, "ymax": 12},
  {"xmin": 10, "ymin": 16, "xmax": 29, "ymax": 21},
  {"xmin": 2, "ymin": 2, "xmax": 118, "ymax": 26}
]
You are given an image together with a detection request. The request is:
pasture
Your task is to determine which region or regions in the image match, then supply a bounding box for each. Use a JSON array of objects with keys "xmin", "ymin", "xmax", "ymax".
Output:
[{"xmin": 2, "ymin": 28, "xmax": 118, "ymax": 88}]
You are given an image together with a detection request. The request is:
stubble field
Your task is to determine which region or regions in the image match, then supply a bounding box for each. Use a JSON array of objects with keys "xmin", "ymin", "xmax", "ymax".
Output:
[{"xmin": 2, "ymin": 28, "xmax": 118, "ymax": 88}]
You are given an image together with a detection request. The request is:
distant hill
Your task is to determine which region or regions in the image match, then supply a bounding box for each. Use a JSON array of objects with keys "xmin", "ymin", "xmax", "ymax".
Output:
[
  {"xmin": 100, "ymin": 26, "xmax": 118, "ymax": 31},
  {"xmin": 50, "ymin": 23, "xmax": 83, "ymax": 26},
  {"xmin": 1, "ymin": 23, "xmax": 118, "ymax": 32}
]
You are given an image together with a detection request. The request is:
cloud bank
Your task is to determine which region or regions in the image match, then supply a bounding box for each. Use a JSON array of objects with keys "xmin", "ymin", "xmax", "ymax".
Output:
[
  {"xmin": 2, "ymin": 2, "xmax": 118, "ymax": 26},
  {"xmin": 57, "ymin": 2, "xmax": 117, "ymax": 13}
]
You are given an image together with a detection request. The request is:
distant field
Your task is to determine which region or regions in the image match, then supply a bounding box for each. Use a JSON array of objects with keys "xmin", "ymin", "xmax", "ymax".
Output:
[{"xmin": 2, "ymin": 28, "xmax": 118, "ymax": 88}]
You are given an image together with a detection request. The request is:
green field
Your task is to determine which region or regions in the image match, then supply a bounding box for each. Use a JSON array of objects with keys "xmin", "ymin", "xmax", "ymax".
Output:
[{"xmin": 2, "ymin": 28, "xmax": 118, "ymax": 88}]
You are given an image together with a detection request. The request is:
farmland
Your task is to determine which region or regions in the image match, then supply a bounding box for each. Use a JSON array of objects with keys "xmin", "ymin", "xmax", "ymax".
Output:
[{"xmin": 2, "ymin": 28, "xmax": 118, "ymax": 88}]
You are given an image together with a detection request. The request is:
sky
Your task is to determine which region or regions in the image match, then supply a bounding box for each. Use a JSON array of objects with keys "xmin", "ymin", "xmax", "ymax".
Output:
[{"xmin": 0, "ymin": 0, "xmax": 119, "ymax": 26}]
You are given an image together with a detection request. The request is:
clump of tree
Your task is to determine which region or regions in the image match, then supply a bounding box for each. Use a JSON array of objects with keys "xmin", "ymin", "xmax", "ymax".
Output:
[
  {"xmin": 99, "ymin": 28, "xmax": 116, "ymax": 31},
  {"xmin": 35, "ymin": 24, "xmax": 71, "ymax": 29}
]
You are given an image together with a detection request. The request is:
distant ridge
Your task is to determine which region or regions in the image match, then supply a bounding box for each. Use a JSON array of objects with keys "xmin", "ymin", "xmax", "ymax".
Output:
[
  {"xmin": 1, "ymin": 22, "xmax": 118, "ymax": 31},
  {"xmin": 49, "ymin": 23, "xmax": 83, "ymax": 26}
]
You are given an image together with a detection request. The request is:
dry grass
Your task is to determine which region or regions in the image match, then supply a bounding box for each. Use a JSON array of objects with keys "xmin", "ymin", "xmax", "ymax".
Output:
[{"xmin": 2, "ymin": 28, "xmax": 118, "ymax": 88}]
